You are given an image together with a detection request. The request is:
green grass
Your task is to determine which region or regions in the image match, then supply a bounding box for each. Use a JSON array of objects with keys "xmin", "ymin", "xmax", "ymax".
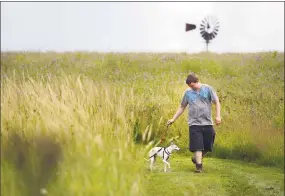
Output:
[
  {"xmin": 145, "ymin": 155, "xmax": 284, "ymax": 196},
  {"xmin": 1, "ymin": 51, "xmax": 284, "ymax": 195}
]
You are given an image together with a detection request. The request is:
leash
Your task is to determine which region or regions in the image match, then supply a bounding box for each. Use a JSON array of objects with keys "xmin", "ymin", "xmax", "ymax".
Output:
[{"xmin": 160, "ymin": 124, "xmax": 170, "ymax": 144}]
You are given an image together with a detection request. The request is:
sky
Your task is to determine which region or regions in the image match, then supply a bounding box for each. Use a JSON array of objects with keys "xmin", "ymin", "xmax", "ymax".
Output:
[{"xmin": 1, "ymin": 2, "xmax": 284, "ymax": 53}]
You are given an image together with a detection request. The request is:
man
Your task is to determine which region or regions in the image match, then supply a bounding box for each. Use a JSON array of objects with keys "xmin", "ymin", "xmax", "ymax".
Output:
[{"xmin": 167, "ymin": 72, "xmax": 221, "ymax": 173}]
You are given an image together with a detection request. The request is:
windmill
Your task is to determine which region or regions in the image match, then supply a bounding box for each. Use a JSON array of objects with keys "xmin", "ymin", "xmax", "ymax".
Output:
[{"xmin": 185, "ymin": 16, "xmax": 220, "ymax": 52}]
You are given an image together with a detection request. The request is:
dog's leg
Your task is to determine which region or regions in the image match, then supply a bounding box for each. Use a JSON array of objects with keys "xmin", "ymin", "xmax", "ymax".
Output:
[
  {"xmin": 163, "ymin": 160, "xmax": 171, "ymax": 172},
  {"xmin": 150, "ymin": 157, "xmax": 154, "ymax": 171}
]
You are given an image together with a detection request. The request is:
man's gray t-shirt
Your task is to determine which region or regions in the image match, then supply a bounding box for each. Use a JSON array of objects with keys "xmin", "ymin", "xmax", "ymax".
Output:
[{"xmin": 181, "ymin": 84, "xmax": 218, "ymax": 126}]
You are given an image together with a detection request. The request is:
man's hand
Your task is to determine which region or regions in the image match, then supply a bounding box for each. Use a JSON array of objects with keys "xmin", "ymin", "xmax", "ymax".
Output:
[
  {"xmin": 215, "ymin": 117, "xmax": 221, "ymax": 125},
  {"xmin": 167, "ymin": 119, "xmax": 175, "ymax": 126}
]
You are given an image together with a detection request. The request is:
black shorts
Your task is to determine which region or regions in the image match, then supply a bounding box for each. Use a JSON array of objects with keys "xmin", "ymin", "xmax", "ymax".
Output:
[{"xmin": 189, "ymin": 125, "xmax": 216, "ymax": 152}]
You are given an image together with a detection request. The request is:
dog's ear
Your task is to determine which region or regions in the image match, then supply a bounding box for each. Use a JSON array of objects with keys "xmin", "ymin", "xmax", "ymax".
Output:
[{"xmin": 170, "ymin": 141, "xmax": 174, "ymax": 145}]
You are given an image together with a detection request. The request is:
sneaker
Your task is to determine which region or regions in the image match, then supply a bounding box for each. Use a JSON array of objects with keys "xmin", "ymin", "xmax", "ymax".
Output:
[{"xmin": 195, "ymin": 163, "xmax": 203, "ymax": 173}]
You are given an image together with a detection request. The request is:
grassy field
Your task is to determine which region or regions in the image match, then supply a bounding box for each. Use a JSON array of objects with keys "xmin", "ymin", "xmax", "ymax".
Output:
[
  {"xmin": 1, "ymin": 51, "xmax": 284, "ymax": 196},
  {"xmin": 145, "ymin": 155, "xmax": 284, "ymax": 196}
]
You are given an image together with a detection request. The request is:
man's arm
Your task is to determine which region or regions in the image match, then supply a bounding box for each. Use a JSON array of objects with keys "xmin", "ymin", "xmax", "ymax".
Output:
[
  {"xmin": 213, "ymin": 97, "xmax": 221, "ymax": 125},
  {"xmin": 209, "ymin": 86, "xmax": 221, "ymax": 125},
  {"xmin": 167, "ymin": 105, "xmax": 186, "ymax": 126}
]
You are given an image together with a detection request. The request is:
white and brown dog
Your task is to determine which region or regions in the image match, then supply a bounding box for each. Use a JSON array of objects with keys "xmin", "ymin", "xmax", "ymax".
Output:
[{"xmin": 148, "ymin": 142, "xmax": 180, "ymax": 172}]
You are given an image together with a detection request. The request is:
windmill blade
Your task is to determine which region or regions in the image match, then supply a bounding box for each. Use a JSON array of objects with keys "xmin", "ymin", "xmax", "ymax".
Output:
[
  {"xmin": 214, "ymin": 20, "xmax": 219, "ymax": 25},
  {"xmin": 203, "ymin": 17, "xmax": 208, "ymax": 24},
  {"xmin": 200, "ymin": 30, "xmax": 207, "ymax": 36},
  {"xmin": 206, "ymin": 34, "xmax": 211, "ymax": 41},
  {"xmin": 214, "ymin": 22, "xmax": 219, "ymax": 27},
  {"xmin": 185, "ymin": 23, "xmax": 196, "ymax": 31},
  {"xmin": 214, "ymin": 26, "xmax": 219, "ymax": 31},
  {"xmin": 201, "ymin": 34, "xmax": 207, "ymax": 40},
  {"xmin": 206, "ymin": 16, "xmax": 210, "ymax": 23},
  {"xmin": 208, "ymin": 34, "xmax": 213, "ymax": 40},
  {"xmin": 202, "ymin": 35, "xmax": 207, "ymax": 40},
  {"xmin": 208, "ymin": 16, "xmax": 212, "ymax": 24},
  {"xmin": 215, "ymin": 22, "xmax": 220, "ymax": 29},
  {"xmin": 201, "ymin": 33, "xmax": 206, "ymax": 38},
  {"xmin": 203, "ymin": 33, "xmax": 210, "ymax": 40},
  {"xmin": 204, "ymin": 20, "xmax": 208, "ymax": 26},
  {"xmin": 209, "ymin": 17, "xmax": 213, "ymax": 25}
]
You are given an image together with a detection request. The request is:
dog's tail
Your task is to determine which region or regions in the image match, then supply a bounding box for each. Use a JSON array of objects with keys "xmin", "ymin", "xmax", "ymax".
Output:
[{"xmin": 144, "ymin": 158, "xmax": 150, "ymax": 161}]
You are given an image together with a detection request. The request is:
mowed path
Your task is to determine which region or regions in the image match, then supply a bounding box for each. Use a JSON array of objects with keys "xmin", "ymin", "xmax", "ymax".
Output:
[{"xmin": 144, "ymin": 155, "xmax": 284, "ymax": 196}]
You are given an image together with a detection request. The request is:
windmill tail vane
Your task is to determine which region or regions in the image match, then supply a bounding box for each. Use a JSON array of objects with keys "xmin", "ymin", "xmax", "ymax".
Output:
[{"xmin": 185, "ymin": 23, "xmax": 196, "ymax": 32}]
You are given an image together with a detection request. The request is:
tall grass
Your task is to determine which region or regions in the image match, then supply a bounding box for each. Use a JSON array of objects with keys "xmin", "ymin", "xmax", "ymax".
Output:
[
  {"xmin": 1, "ymin": 73, "xmax": 146, "ymax": 196},
  {"xmin": 1, "ymin": 51, "xmax": 284, "ymax": 195}
]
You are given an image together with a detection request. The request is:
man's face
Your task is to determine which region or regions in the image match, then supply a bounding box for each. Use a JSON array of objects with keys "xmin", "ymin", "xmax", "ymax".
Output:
[{"xmin": 188, "ymin": 82, "xmax": 199, "ymax": 90}]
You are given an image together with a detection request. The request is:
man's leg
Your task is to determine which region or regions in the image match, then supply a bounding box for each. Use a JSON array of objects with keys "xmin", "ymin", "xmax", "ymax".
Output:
[
  {"xmin": 190, "ymin": 126, "xmax": 202, "ymax": 164},
  {"xmin": 195, "ymin": 151, "xmax": 203, "ymax": 164},
  {"xmin": 192, "ymin": 151, "xmax": 207, "ymax": 164},
  {"xmin": 194, "ymin": 150, "xmax": 203, "ymax": 173},
  {"xmin": 189, "ymin": 126, "xmax": 204, "ymax": 172},
  {"xmin": 195, "ymin": 125, "xmax": 215, "ymax": 173},
  {"xmin": 202, "ymin": 126, "xmax": 216, "ymax": 155}
]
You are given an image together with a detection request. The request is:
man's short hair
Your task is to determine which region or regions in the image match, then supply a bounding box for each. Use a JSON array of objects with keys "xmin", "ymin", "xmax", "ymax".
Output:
[{"xmin": 186, "ymin": 72, "xmax": 199, "ymax": 84}]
